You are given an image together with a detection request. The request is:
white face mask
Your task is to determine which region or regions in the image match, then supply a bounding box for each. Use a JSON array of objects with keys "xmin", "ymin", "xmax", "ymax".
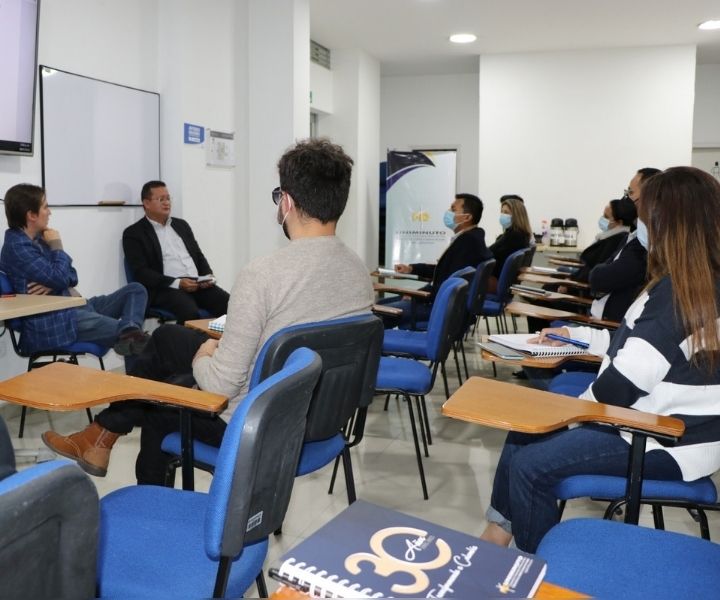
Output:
[{"xmin": 636, "ymin": 219, "xmax": 649, "ymax": 250}]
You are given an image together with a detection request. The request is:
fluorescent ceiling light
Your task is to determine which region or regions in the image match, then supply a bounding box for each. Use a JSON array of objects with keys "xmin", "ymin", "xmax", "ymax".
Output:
[
  {"xmin": 698, "ymin": 20, "xmax": 720, "ymax": 30},
  {"xmin": 449, "ymin": 33, "xmax": 477, "ymax": 44}
]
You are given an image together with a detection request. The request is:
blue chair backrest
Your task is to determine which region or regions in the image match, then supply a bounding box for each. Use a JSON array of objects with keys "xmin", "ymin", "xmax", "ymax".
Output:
[
  {"xmin": 496, "ymin": 248, "xmax": 528, "ymax": 304},
  {"xmin": 449, "ymin": 266, "xmax": 475, "ymax": 282},
  {"xmin": 424, "ymin": 277, "xmax": 468, "ymax": 362},
  {"xmin": 205, "ymin": 347, "xmax": 322, "ymax": 558},
  {"xmin": 0, "ymin": 271, "xmax": 22, "ymax": 333},
  {"xmin": 248, "ymin": 314, "xmax": 383, "ymax": 441},
  {"xmin": 469, "ymin": 258, "xmax": 496, "ymax": 316}
]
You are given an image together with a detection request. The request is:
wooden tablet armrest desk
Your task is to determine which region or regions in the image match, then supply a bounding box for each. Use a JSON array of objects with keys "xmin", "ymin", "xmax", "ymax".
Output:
[
  {"xmin": 442, "ymin": 377, "xmax": 684, "ymax": 525},
  {"xmin": 506, "ymin": 301, "xmax": 620, "ymax": 329},
  {"xmin": 0, "ymin": 362, "xmax": 227, "ymax": 490},
  {"xmin": 518, "ymin": 273, "xmax": 590, "ymax": 290}
]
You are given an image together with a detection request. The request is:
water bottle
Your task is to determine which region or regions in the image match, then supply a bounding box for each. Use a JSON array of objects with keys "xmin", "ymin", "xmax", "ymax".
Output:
[
  {"xmin": 712, "ymin": 161, "xmax": 720, "ymax": 181},
  {"xmin": 549, "ymin": 218, "xmax": 565, "ymax": 246},
  {"xmin": 541, "ymin": 220, "xmax": 549, "ymax": 246}
]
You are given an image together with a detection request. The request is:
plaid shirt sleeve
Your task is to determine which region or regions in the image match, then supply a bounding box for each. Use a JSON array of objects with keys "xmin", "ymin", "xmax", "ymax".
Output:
[{"xmin": 1, "ymin": 230, "xmax": 79, "ymax": 353}]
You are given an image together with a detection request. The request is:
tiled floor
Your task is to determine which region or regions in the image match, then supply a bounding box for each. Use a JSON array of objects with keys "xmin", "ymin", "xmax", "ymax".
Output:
[{"xmin": 4, "ymin": 328, "xmax": 719, "ymax": 597}]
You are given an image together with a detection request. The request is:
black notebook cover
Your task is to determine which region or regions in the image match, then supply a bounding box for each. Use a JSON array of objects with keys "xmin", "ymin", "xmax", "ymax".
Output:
[{"xmin": 269, "ymin": 500, "xmax": 547, "ymax": 598}]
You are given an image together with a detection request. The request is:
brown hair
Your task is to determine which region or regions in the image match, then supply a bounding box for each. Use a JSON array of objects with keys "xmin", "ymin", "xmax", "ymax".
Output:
[
  {"xmin": 501, "ymin": 198, "xmax": 532, "ymax": 243},
  {"xmin": 3, "ymin": 183, "xmax": 45, "ymax": 229},
  {"xmin": 639, "ymin": 166, "xmax": 720, "ymax": 371}
]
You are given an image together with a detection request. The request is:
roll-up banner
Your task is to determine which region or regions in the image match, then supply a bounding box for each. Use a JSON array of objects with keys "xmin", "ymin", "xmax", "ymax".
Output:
[{"xmin": 384, "ymin": 149, "xmax": 457, "ymax": 267}]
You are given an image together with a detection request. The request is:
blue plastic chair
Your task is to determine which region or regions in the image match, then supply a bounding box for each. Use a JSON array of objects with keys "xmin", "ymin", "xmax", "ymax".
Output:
[
  {"xmin": 123, "ymin": 258, "xmax": 210, "ymax": 322},
  {"xmin": 537, "ymin": 518, "xmax": 720, "ymax": 600},
  {"xmin": 96, "ymin": 348, "xmax": 322, "ymax": 599},
  {"xmin": 376, "ymin": 277, "xmax": 469, "ymax": 500},
  {"xmin": 161, "ymin": 315, "xmax": 384, "ymax": 505},
  {"xmin": 480, "ymin": 247, "xmax": 528, "ymax": 334},
  {"xmin": 549, "ymin": 370, "xmax": 719, "ymax": 539},
  {"xmin": 0, "ymin": 271, "xmax": 107, "ymax": 437}
]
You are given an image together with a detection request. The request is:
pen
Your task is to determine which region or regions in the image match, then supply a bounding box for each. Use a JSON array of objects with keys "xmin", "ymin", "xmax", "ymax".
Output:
[{"xmin": 545, "ymin": 333, "xmax": 590, "ymax": 349}]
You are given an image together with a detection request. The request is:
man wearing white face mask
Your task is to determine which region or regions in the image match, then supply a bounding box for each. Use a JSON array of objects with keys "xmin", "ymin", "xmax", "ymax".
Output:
[
  {"xmin": 388, "ymin": 194, "xmax": 492, "ymax": 326},
  {"xmin": 42, "ymin": 138, "xmax": 374, "ymax": 484}
]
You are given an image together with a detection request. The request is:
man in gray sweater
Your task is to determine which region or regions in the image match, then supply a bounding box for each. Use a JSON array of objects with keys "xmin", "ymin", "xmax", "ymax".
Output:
[{"xmin": 42, "ymin": 138, "xmax": 375, "ymax": 483}]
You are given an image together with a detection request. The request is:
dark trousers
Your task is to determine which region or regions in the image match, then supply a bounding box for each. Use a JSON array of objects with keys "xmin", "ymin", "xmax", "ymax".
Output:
[
  {"xmin": 152, "ymin": 285, "xmax": 229, "ymax": 324},
  {"xmin": 95, "ymin": 324, "xmax": 227, "ymax": 485}
]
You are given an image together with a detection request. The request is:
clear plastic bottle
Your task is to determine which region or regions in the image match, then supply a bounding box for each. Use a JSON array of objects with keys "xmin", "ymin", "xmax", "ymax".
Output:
[{"xmin": 712, "ymin": 161, "xmax": 720, "ymax": 181}]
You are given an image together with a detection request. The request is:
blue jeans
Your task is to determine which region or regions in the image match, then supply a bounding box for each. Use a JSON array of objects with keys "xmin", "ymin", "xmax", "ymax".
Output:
[
  {"xmin": 75, "ymin": 282, "xmax": 147, "ymax": 348},
  {"xmin": 487, "ymin": 425, "xmax": 682, "ymax": 552}
]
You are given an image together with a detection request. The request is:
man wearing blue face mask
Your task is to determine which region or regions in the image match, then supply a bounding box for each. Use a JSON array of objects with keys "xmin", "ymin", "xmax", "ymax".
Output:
[{"xmin": 389, "ymin": 193, "xmax": 492, "ymax": 326}]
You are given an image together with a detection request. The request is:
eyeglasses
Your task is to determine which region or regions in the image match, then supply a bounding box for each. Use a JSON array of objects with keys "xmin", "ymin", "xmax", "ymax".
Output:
[
  {"xmin": 271, "ymin": 187, "xmax": 283, "ymax": 205},
  {"xmin": 153, "ymin": 195, "xmax": 172, "ymax": 203}
]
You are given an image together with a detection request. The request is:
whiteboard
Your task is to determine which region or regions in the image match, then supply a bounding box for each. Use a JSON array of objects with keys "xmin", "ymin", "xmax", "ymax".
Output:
[{"xmin": 39, "ymin": 66, "xmax": 159, "ymax": 206}]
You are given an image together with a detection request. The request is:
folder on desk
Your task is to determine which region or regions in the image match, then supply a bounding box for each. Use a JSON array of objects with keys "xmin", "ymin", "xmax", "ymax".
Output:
[{"xmin": 269, "ymin": 500, "xmax": 546, "ymax": 598}]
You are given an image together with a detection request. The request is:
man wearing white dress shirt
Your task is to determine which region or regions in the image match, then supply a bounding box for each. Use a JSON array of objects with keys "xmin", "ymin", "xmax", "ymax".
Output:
[{"xmin": 122, "ymin": 181, "xmax": 229, "ymax": 323}]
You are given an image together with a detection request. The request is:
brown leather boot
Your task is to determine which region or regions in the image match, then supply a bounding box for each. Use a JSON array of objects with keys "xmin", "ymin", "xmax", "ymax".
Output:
[{"xmin": 41, "ymin": 422, "xmax": 121, "ymax": 477}]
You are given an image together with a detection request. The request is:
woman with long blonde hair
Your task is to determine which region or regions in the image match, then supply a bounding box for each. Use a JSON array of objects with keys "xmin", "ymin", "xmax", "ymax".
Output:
[
  {"xmin": 481, "ymin": 167, "xmax": 720, "ymax": 553},
  {"xmin": 488, "ymin": 197, "xmax": 532, "ymax": 292}
]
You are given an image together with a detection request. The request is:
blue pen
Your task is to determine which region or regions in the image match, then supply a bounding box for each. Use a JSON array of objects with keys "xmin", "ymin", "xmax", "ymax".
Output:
[{"xmin": 545, "ymin": 333, "xmax": 590, "ymax": 349}]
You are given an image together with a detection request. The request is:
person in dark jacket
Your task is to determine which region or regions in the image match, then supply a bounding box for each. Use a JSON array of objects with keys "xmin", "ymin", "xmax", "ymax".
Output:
[
  {"xmin": 387, "ymin": 193, "xmax": 492, "ymax": 326},
  {"xmin": 488, "ymin": 197, "xmax": 532, "ymax": 293},
  {"xmin": 123, "ymin": 181, "xmax": 229, "ymax": 323}
]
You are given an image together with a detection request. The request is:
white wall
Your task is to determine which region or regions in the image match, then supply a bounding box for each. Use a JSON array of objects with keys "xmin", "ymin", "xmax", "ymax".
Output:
[
  {"xmin": 319, "ymin": 49, "xmax": 381, "ymax": 267},
  {"xmin": 381, "ymin": 72, "xmax": 479, "ymax": 194},
  {"xmin": 693, "ymin": 64, "xmax": 720, "ymax": 148},
  {"xmin": 478, "ymin": 46, "xmax": 696, "ymax": 247}
]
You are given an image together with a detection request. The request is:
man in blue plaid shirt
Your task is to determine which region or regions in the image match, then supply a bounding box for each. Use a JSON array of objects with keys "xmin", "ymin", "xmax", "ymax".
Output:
[{"xmin": 0, "ymin": 183, "xmax": 150, "ymax": 359}]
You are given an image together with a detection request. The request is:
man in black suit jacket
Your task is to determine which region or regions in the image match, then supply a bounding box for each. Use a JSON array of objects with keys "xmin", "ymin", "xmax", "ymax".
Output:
[
  {"xmin": 123, "ymin": 181, "xmax": 229, "ymax": 323},
  {"xmin": 387, "ymin": 193, "xmax": 492, "ymax": 326}
]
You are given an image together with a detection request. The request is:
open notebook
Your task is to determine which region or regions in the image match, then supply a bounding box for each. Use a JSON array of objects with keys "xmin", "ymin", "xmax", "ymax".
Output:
[
  {"xmin": 377, "ymin": 266, "xmax": 419, "ymax": 280},
  {"xmin": 488, "ymin": 333, "xmax": 587, "ymax": 357}
]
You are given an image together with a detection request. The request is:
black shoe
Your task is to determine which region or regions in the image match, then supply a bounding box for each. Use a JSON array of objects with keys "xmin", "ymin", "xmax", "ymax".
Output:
[
  {"xmin": 512, "ymin": 370, "xmax": 528, "ymax": 379},
  {"xmin": 114, "ymin": 329, "xmax": 151, "ymax": 356}
]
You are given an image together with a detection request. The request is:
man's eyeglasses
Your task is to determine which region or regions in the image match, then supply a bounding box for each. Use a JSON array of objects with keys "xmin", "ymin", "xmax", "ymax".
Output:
[
  {"xmin": 623, "ymin": 189, "xmax": 639, "ymax": 204},
  {"xmin": 271, "ymin": 187, "xmax": 283, "ymax": 205}
]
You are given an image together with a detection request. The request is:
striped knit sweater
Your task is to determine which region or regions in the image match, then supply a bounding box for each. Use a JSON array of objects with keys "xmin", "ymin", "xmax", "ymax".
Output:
[{"xmin": 571, "ymin": 276, "xmax": 720, "ymax": 481}]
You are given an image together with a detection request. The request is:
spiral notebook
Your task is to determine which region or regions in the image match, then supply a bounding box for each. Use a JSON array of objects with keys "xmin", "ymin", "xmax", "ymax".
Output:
[
  {"xmin": 268, "ymin": 500, "xmax": 546, "ymax": 598},
  {"xmin": 488, "ymin": 333, "xmax": 587, "ymax": 357}
]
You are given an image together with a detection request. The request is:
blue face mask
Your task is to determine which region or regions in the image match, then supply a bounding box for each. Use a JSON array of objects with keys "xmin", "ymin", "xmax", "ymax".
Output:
[
  {"xmin": 636, "ymin": 219, "xmax": 649, "ymax": 250},
  {"xmin": 598, "ymin": 216, "xmax": 610, "ymax": 232},
  {"xmin": 443, "ymin": 210, "xmax": 457, "ymax": 230},
  {"xmin": 499, "ymin": 213, "xmax": 512, "ymax": 229}
]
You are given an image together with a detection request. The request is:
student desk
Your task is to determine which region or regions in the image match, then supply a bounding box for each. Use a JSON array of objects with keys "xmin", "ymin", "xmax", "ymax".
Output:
[
  {"xmin": 510, "ymin": 285, "xmax": 593, "ymax": 307},
  {"xmin": 506, "ymin": 301, "xmax": 620, "ymax": 329},
  {"xmin": 0, "ymin": 294, "xmax": 86, "ymax": 320},
  {"xmin": 0, "ymin": 362, "xmax": 227, "ymax": 490},
  {"xmin": 479, "ymin": 348, "xmax": 602, "ymax": 369},
  {"xmin": 518, "ymin": 273, "xmax": 590, "ymax": 290},
  {"xmin": 441, "ymin": 377, "xmax": 685, "ymax": 525}
]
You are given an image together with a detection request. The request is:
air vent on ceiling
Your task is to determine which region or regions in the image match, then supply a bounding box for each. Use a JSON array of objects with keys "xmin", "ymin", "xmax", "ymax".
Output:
[{"xmin": 310, "ymin": 40, "xmax": 331, "ymax": 69}]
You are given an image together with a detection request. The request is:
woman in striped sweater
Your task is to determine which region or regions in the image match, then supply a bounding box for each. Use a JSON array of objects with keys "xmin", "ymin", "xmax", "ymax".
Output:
[{"xmin": 481, "ymin": 166, "xmax": 720, "ymax": 553}]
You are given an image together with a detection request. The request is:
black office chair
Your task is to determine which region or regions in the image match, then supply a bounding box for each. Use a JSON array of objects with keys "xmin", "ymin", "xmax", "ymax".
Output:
[{"xmin": 0, "ymin": 416, "xmax": 98, "ymax": 597}]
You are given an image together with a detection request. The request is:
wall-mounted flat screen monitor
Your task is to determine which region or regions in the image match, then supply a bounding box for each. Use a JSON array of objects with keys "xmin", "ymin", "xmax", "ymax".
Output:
[{"xmin": 0, "ymin": 0, "xmax": 40, "ymax": 156}]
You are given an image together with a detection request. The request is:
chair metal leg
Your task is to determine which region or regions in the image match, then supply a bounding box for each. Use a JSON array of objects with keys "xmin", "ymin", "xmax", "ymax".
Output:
[
  {"xmin": 492, "ymin": 361, "xmax": 497, "ymax": 377},
  {"xmin": 414, "ymin": 396, "xmax": 429, "ymax": 458},
  {"xmin": 213, "ymin": 556, "xmax": 232, "ymax": 598},
  {"xmin": 19, "ymin": 406, "xmax": 27, "ymax": 438},
  {"xmin": 404, "ymin": 393, "xmax": 428, "ymax": 500},
  {"xmin": 328, "ymin": 454, "xmax": 340, "ymax": 495},
  {"xmin": 452, "ymin": 344, "xmax": 463, "ymax": 384},
  {"xmin": 511, "ymin": 315, "xmax": 518, "ymax": 333},
  {"xmin": 341, "ymin": 447, "xmax": 357, "ymax": 504},
  {"xmin": 651, "ymin": 504, "xmax": 665, "ymax": 530},
  {"xmin": 558, "ymin": 499, "xmax": 567, "ymax": 519},
  {"xmin": 85, "ymin": 408, "xmax": 93, "ymax": 424},
  {"xmin": 419, "ymin": 395, "xmax": 432, "ymax": 447},
  {"xmin": 255, "ymin": 571, "xmax": 268, "ymax": 598},
  {"xmin": 440, "ymin": 363, "xmax": 450, "ymax": 399},
  {"xmin": 383, "ymin": 392, "xmax": 391, "ymax": 411},
  {"xmin": 163, "ymin": 458, "xmax": 179, "ymax": 488},
  {"xmin": 460, "ymin": 339, "xmax": 469, "ymax": 380}
]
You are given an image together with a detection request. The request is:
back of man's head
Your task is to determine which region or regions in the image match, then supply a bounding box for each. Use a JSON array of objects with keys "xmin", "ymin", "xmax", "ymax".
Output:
[
  {"xmin": 500, "ymin": 194, "xmax": 524, "ymax": 204},
  {"xmin": 456, "ymin": 193, "xmax": 483, "ymax": 225},
  {"xmin": 141, "ymin": 180, "xmax": 167, "ymax": 202},
  {"xmin": 3, "ymin": 183, "xmax": 44, "ymax": 229},
  {"xmin": 277, "ymin": 138, "xmax": 353, "ymax": 223},
  {"xmin": 636, "ymin": 167, "xmax": 661, "ymax": 183}
]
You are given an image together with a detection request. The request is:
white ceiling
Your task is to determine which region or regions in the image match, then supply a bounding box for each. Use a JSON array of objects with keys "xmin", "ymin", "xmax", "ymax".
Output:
[{"xmin": 310, "ymin": 0, "xmax": 720, "ymax": 75}]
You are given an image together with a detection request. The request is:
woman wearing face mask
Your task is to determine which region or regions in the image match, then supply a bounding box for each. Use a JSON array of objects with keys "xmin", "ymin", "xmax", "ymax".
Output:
[
  {"xmin": 487, "ymin": 197, "xmax": 532, "ymax": 293},
  {"xmin": 570, "ymin": 196, "xmax": 636, "ymax": 284},
  {"xmin": 481, "ymin": 166, "xmax": 720, "ymax": 554}
]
